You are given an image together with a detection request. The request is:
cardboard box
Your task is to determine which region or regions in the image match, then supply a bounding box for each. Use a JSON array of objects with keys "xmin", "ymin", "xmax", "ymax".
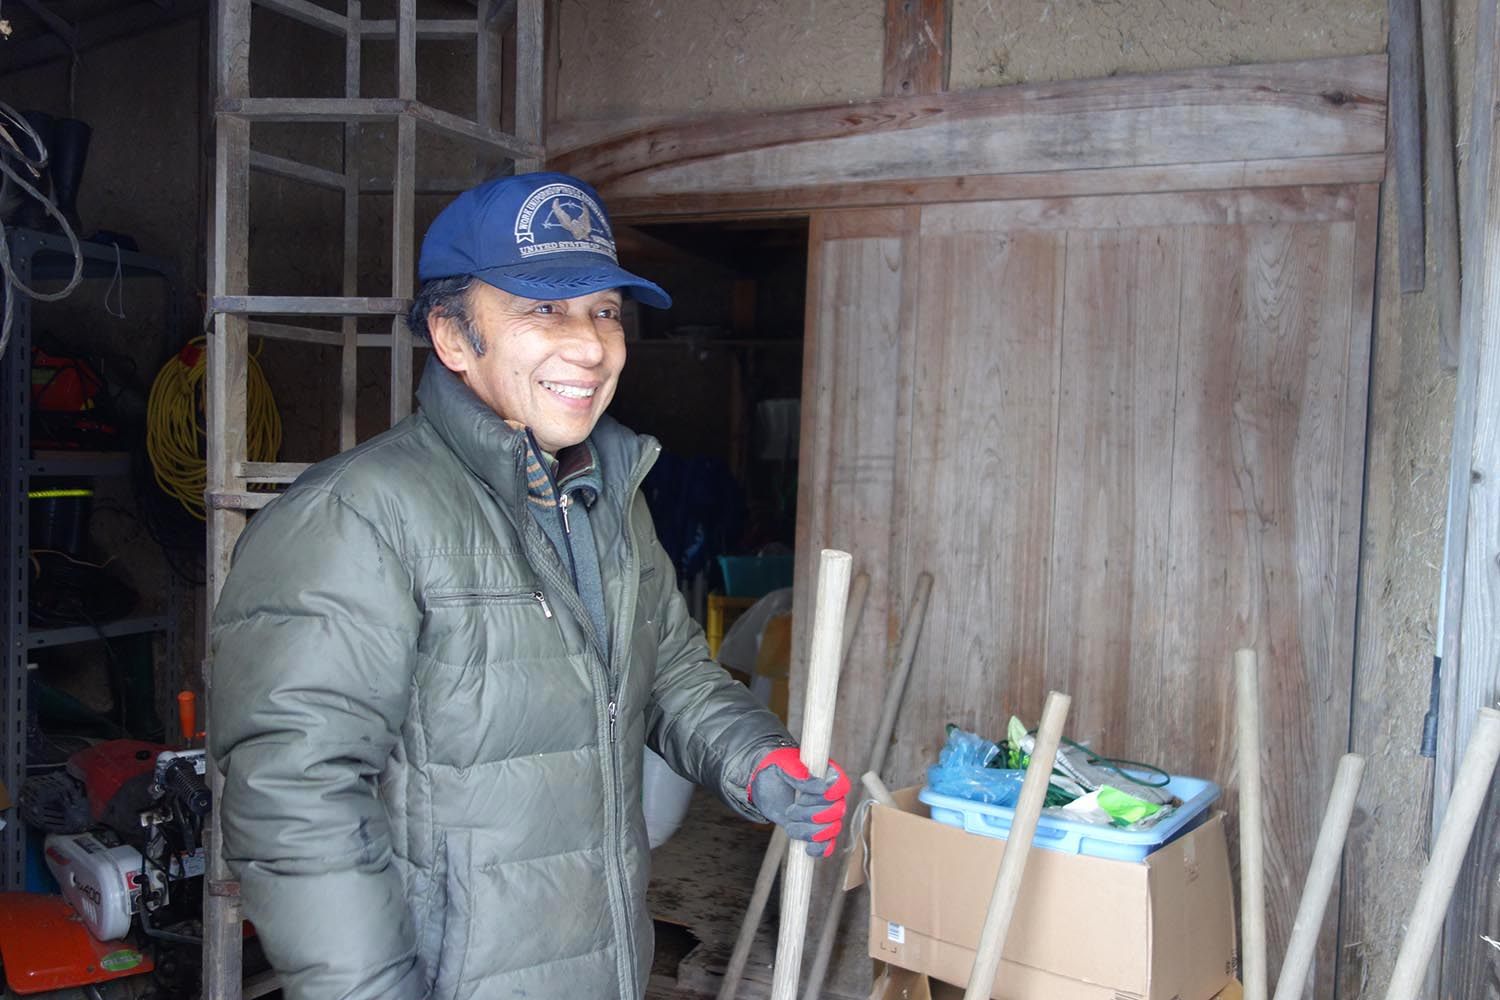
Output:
[
  {"xmin": 869, "ymin": 965, "xmax": 1245, "ymax": 1000},
  {"xmin": 850, "ymin": 788, "xmax": 1236, "ymax": 1000}
]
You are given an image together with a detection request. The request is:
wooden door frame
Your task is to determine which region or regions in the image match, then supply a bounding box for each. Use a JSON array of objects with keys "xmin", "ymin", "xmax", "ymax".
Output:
[{"xmin": 550, "ymin": 54, "xmax": 1386, "ymax": 223}]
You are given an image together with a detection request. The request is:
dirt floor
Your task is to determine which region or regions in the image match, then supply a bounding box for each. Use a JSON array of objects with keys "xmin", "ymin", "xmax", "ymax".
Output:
[{"xmin": 646, "ymin": 788, "xmax": 871, "ymax": 1000}]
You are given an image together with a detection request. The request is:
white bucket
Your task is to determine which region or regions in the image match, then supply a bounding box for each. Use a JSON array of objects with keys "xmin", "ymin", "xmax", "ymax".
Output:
[{"xmin": 642, "ymin": 748, "xmax": 695, "ymax": 848}]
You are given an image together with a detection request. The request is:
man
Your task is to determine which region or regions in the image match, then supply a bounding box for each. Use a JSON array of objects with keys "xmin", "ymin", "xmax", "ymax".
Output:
[{"xmin": 209, "ymin": 172, "xmax": 850, "ymax": 1000}]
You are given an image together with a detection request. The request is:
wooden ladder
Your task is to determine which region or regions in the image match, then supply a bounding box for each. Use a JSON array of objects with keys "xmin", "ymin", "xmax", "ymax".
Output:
[{"xmin": 202, "ymin": 0, "xmax": 543, "ymax": 995}]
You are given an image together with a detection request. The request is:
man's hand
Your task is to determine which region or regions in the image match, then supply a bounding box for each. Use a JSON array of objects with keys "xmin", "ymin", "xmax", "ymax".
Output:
[{"xmin": 747, "ymin": 746, "xmax": 851, "ymax": 858}]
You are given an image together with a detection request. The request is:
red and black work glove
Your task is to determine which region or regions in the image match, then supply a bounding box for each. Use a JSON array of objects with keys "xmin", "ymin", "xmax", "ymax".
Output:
[{"xmin": 747, "ymin": 746, "xmax": 851, "ymax": 858}]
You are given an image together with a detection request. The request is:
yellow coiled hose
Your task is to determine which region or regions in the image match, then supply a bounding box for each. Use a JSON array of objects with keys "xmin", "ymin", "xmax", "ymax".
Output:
[{"xmin": 146, "ymin": 337, "xmax": 281, "ymax": 520}]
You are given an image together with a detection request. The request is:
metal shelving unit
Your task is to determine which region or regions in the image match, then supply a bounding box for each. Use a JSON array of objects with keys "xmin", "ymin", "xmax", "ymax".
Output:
[{"xmin": 1, "ymin": 227, "xmax": 182, "ymax": 890}]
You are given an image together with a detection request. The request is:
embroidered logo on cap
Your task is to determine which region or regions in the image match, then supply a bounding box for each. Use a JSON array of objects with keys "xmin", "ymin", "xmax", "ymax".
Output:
[{"xmin": 514, "ymin": 182, "xmax": 617, "ymax": 261}]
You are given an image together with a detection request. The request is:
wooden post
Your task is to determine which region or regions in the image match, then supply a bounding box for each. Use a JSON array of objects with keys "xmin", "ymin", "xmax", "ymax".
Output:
[
  {"xmin": 203, "ymin": 0, "xmax": 252, "ymax": 991},
  {"xmin": 961, "ymin": 691, "xmax": 1071, "ymax": 1000},
  {"xmin": 1271, "ymin": 753, "xmax": 1366, "ymax": 1000},
  {"xmin": 802, "ymin": 572, "xmax": 934, "ymax": 1000},
  {"xmin": 339, "ymin": 0, "xmax": 360, "ymax": 452},
  {"xmin": 513, "ymin": 0, "xmax": 543, "ymax": 171},
  {"xmin": 1389, "ymin": 0, "xmax": 1427, "ymax": 291},
  {"xmin": 769, "ymin": 549, "xmax": 853, "ymax": 1000},
  {"xmin": 717, "ymin": 570, "xmax": 868, "ymax": 1000},
  {"xmin": 1385, "ymin": 707, "xmax": 1500, "ymax": 999},
  {"xmin": 1235, "ymin": 649, "xmax": 1267, "ymax": 1000},
  {"xmin": 1419, "ymin": 0, "xmax": 1461, "ymax": 367},
  {"xmin": 882, "ymin": 0, "xmax": 951, "ymax": 97},
  {"xmin": 388, "ymin": 0, "xmax": 416, "ymax": 423}
]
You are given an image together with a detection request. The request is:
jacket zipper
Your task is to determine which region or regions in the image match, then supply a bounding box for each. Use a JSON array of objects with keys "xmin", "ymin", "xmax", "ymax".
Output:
[
  {"xmin": 605, "ymin": 442, "xmax": 659, "ymax": 998},
  {"xmin": 427, "ymin": 590, "xmax": 552, "ymax": 619},
  {"xmin": 512, "ymin": 434, "xmax": 661, "ymax": 1000}
]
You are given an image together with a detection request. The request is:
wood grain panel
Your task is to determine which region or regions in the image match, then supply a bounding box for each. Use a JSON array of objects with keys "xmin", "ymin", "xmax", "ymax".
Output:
[
  {"xmin": 883, "ymin": 223, "xmax": 1065, "ymax": 786},
  {"xmin": 790, "ymin": 210, "xmax": 915, "ymax": 777},
  {"xmin": 1442, "ymin": 0, "xmax": 1500, "ymax": 988},
  {"xmin": 1165, "ymin": 215, "xmax": 1362, "ymax": 994},
  {"xmin": 1046, "ymin": 228, "xmax": 1181, "ymax": 755}
]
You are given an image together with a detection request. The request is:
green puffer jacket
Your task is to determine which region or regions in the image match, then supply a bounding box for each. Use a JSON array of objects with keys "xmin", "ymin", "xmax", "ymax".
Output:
[{"xmin": 210, "ymin": 359, "xmax": 793, "ymax": 1000}]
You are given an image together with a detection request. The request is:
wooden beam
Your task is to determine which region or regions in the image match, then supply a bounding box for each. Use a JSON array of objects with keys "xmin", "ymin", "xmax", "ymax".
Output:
[
  {"xmin": 216, "ymin": 98, "xmax": 541, "ymax": 159},
  {"xmin": 212, "ymin": 295, "xmax": 408, "ymax": 315},
  {"xmin": 247, "ymin": 319, "xmax": 345, "ymax": 345},
  {"xmin": 247, "ymin": 150, "xmax": 346, "ymax": 191},
  {"xmin": 1389, "ymin": 0, "xmax": 1427, "ymax": 292},
  {"xmin": 253, "ymin": 0, "xmax": 346, "ymax": 34},
  {"xmin": 1421, "ymin": 0, "xmax": 1462, "ymax": 367},
  {"xmin": 549, "ymin": 55, "xmax": 1387, "ymax": 208},
  {"xmin": 882, "ymin": 0, "xmax": 949, "ymax": 97},
  {"xmin": 360, "ymin": 18, "xmax": 478, "ymax": 39},
  {"xmin": 235, "ymin": 461, "xmax": 312, "ymax": 483},
  {"xmin": 207, "ymin": 490, "xmax": 279, "ymax": 510},
  {"xmin": 595, "ymin": 154, "xmax": 1385, "ymax": 222}
]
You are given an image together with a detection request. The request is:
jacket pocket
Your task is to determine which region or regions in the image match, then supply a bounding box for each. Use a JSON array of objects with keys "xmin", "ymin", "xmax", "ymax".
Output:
[
  {"xmin": 429, "ymin": 831, "xmax": 472, "ymax": 1000},
  {"xmin": 426, "ymin": 588, "xmax": 555, "ymax": 617},
  {"xmin": 421, "ymin": 587, "xmax": 565, "ymax": 663}
]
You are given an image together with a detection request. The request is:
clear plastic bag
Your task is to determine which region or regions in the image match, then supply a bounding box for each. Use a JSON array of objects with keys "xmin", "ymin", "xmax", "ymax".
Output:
[{"xmin": 924, "ymin": 727, "xmax": 1026, "ymax": 806}]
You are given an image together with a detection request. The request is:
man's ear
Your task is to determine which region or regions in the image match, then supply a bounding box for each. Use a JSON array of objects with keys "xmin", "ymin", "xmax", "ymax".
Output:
[{"xmin": 428, "ymin": 312, "xmax": 472, "ymax": 376}]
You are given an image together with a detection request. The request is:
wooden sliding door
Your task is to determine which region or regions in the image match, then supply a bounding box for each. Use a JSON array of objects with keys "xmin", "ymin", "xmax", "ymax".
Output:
[{"xmin": 794, "ymin": 184, "xmax": 1378, "ymax": 995}]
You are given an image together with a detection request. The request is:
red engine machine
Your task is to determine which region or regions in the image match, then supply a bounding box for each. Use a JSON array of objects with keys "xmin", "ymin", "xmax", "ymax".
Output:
[{"xmin": 0, "ymin": 740, "xmax": 211, "ymax": 998}]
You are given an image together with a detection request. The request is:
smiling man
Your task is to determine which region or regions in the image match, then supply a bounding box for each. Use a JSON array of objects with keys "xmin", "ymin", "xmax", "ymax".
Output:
[{"xmin": 208, "ymin": 172, "xmax": 850, "ymax": 1000}]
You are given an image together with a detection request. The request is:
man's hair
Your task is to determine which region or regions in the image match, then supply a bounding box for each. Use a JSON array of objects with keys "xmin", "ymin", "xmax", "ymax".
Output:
[{"xmin": 408, "ymin": 275, "xmax": 486, "ymax": 356}]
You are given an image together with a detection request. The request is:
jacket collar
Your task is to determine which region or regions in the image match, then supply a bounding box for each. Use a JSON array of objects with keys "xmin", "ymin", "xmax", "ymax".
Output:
[{"xmin": 414, "ymin": 355, "xmax": 654, "ymax": 511}]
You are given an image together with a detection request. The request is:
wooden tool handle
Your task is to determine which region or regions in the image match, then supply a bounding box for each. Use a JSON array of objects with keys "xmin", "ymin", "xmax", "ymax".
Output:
[
  {"xmin": 1236, "ymin": 648, "xmax": 1267, "ymax": 1000},
  {"xmin": 1382, "ymin": 707, "xmax": 1500, "ymax": 1000},
  {"xmin": 716, "ymin": 569, "xmax": 867, "ymax": 1000},
  {"xmin": 716, "ymin": 828, "xmax": 787, "ymax": 1000},
  {"xmin": 801, "ymin": 572, "xmax": 934, "ymax": 1000},
  {"xmin": 861, "ymin": 770, "xmax": 897, "ymax": 807},
  {"xmin": 769, "ymin": 549, "xmax": 853, "ymax": 1000},
  {"xmin": 962, "ymin": 690, "xmax": 1072, "ymax": 1000},
  {"xmin": 1272, "ymin": 753, "xmax": 1365, "ymax": 1000}
]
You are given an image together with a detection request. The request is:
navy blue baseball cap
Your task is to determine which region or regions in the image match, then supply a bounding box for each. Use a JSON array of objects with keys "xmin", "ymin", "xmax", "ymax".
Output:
[{"xmin": 418, "ymin": 171, "xmax": 672, "ymax": 309}]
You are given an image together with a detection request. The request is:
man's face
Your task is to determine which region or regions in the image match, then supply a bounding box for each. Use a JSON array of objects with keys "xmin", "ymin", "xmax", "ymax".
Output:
[{"xmin": 433, "ymin": 281, "xmax": 627, "ymax": 454}]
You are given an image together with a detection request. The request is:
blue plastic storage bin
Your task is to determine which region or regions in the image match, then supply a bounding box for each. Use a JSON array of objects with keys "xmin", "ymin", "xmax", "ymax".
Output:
[
  {"xmin": 717, "ymin": 555, "xmax": 795, "ymax": 598},
  {"xmin": 917, "ymin": 772, "xmax": 1221, "ymax": 862}
]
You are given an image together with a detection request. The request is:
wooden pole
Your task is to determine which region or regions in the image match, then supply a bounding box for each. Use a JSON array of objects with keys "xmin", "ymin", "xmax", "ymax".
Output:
[
  {"xmin": 861, "ymin": 771, "xmax": 896, "ymax": 807},
  {"xmin": 802, "ymin": 572, "xmax": 934, "ymax": 1000},
  {"xmin": 717, "ymin": 568, "xmax": 867, "ymax": 1000},
  {"xmin": 1419, "ymin": 0, "xmax": 1462, "ymax": 368},
  {"xmin": 961, "ymin": 691, "xmax": 1071, "ymax": 1000},
  {"xmin": 769, "ymin": 549, "xmax": 852, "ymax": 1000},
  {"xmin": 1270, "ymin": 753, "xmax": 1366, "ymax": 1000},
  {"xmin": 1235, "ymin": 648, "xmax": 1268, "ymax": 1000},
  {"xmin": 1383, "ymin": 706, "xmax": 1500, "ymax": 1000}
]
